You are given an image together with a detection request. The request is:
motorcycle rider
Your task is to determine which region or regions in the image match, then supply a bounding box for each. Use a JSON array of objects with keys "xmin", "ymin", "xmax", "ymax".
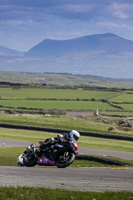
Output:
[
  {"xmin": 40, "ymin": 130, "xmax": 80, "ymax": 150},
  {"xmin": 17, "ymin": 130, "xmax": 80, "ymax": 166}
]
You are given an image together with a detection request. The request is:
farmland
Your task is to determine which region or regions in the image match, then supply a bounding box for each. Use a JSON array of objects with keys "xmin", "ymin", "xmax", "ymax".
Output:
[
  {"xmin": 0, "ymin": 76, "xmax": 133, "ymax": 197},
  {"xmin": 0, "ymin": 86, "xmax": 132, "ymax": 114},
  {"xmin": 0, "ymin": 87, "xmax": 122, "ymax": 113},
  {"xmin": 0, "ymin": 87, "xmax": 119, "ymax": 99},
  {"xmin": 0, "ymin": 71, "xmax": 133, "ymax": 88},
  {"xmin": 0, "ymin": 85, "xmax": 132, "ymax": 135},
  {"xmin": 110, "ymin": 93, "xmax": 133, "ymax": 102},
  {"xmin": 0, "ymin": 100, "xmax": 118, "ymax": 111},
  {"xmin": 0, "ymin": 70, "xmax": 133, "ymax": 136}
]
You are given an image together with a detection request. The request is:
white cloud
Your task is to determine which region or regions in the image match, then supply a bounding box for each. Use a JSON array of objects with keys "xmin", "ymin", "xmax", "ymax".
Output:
[
  {"xmin": 6, "ymin": 20, "xmax": 24, "ymax": 26},
  {"xmin": 64, "ymin": 4, "xmax": 93, "ymax": 13},
  {"xmin": 1, "ymin": 0, "xmax": 133, "ymax": 51},
  {"xmin": 108, "ymin": 3, "xmax": 133, "ymax": 19},
  {"xmin": 97, "ymin": 21, "xmax": 133, "ymax": 31},
  {"xmin": 112, "ymin": 10, "xmax": 128, "ymax": 19}
]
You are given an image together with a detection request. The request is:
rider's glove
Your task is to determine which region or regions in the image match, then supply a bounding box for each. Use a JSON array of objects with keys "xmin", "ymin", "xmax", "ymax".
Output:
[
  {"xmin": 57, "ymin": 134, "xmax": 64, "ymax": 142},
  {"xmin": 50, "ymin": 138, "xmax": 55, "ymax": 144}
]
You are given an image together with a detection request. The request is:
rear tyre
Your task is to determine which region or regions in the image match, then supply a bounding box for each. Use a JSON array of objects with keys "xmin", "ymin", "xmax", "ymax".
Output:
[
  {"xmin": 23, "ymin": 152, "xmax": 37, "ymax": 167},
  {"xmin": 56, "ymin": 152, "xmax": 75, "ymax": 168}
]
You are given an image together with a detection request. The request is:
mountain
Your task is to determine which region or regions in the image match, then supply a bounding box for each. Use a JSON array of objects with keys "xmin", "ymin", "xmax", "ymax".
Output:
[
  {"xmin": 0, "ymin": 45, "xmax": 23, "ymax": 56},
  {"xmin": 24, "ymin": 33, "xmax": 133, "ymax": 57},
  {"xmin": 1, "ymin": 33, "xmax": 133, "ymax": 79}
]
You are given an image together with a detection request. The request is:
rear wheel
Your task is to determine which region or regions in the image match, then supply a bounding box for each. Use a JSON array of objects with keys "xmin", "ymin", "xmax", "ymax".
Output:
[
  {"xmin": 23, "ymin": 152, "xmax": 37, "ymax": 167},
  {"xmin": 56, "ymin": 152, "xmax": 75, "ymax": 168}
]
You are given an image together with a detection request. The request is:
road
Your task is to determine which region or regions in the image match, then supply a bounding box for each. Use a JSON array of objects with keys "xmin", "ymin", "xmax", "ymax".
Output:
[
  {"xmin": 0, "ymin": 139, "xmax": 133, "ymax": 160},
  {"xmin": 0, "ymin": 166, "xmax": 133, "ymax": 191},
  {"xmin": 0, "ymin": 139, "xmax": 133, "ymax": 191}
]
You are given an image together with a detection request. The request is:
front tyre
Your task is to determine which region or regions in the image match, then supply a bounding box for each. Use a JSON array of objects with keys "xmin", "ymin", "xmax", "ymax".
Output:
[
  {"xmin": 23, "ymin": 152, "xmax": 37, "ymax": 167},
  {"xmin": 56, "ymin": 152, "xmax": 75, "ymax": 168}
]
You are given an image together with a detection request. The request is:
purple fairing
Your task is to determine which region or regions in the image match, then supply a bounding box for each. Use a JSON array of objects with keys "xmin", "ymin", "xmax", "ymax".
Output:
[{"xmin": 37, "ymin": 156, "xmax": 55, "ymax": 166}]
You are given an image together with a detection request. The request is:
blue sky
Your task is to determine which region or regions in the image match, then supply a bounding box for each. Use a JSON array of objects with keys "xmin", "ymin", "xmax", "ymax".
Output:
[{"xmin": 0, "ymin": 0, "xmax": 133, "ymax": 51}]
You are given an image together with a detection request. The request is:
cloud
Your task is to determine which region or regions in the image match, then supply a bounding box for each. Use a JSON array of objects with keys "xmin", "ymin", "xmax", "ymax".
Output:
[
  {"xmin": 1, "ymin": 0, "xmax": 133, "ymax": 22},
  {"xmin": 62, "ymin": 4, "xmax": 93, "ymax": 13},
  {"xmin": 108, "ymin": 3, "xmax": 133, "ymax": 19},
  {"xmin": 113, "ymin": 10, "xmax": 128, "ymax": 19},
  {"xmin": 6, "ymin": 20, "xmax": 24, "ymax": 26},
  {"xmin": 97, "ymin": 21, "xmax": 133, "ymax": 30},
  {"xmin": 1, "ymin": 0, "xmax": 133, "ymax": 51}
]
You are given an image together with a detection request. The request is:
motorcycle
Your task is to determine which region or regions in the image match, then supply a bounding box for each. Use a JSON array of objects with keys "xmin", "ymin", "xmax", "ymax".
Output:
[{"xmin": 17, "ymin": 139, "xmax": 78, "ymax": 168}]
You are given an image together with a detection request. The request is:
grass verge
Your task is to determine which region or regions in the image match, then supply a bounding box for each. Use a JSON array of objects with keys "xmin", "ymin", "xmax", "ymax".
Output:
[
  {"xmin": 0, "ymin": 127, "xmax": 133, "ymax": 152},
  {"xmin": 0, "ymin": 187, "xmax": 133, "ymax": 200},
  {"xmin": 0, "ymin": 147, "xmax": 25, "ymax": 166},
  {"xmin": 0, "ymin": 114, "xmax": 133, "ymax": 136}
]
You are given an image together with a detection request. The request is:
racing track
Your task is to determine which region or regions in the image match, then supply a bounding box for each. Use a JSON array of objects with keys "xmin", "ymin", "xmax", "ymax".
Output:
[
  {"xmin": 0, "ymin": 139, "xmax": 133, "ymax": 191},
  {"xmin": 0, "ymin": 166, "xmax": 133, "ymax": 191},
  {"xmin": 0, "ymin": 139, "xmax": 133, "ymax": 160}
]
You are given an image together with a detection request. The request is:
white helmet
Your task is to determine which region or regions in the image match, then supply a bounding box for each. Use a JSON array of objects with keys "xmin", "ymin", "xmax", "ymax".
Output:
[{"xmin": 69, "ymin": 130, "xmax": 80, "ymax": 143}]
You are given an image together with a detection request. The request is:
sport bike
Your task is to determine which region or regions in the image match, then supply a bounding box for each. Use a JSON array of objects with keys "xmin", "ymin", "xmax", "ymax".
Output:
[{"xmin": 17, "ymin": 139, "xmax": 78, "ymax": 168}]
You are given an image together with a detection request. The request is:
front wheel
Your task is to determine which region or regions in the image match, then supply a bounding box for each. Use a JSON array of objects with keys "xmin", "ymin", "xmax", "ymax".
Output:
[
  {"xmin": 56, "ymin": 152, "xmax": 75, "ymax": 168},
  {"xmin": 23, "ymin": 152, "xmax": 37, "ymax": 167}
]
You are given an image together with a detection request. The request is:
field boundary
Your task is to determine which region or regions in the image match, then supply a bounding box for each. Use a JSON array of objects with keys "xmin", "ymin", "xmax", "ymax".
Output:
[{"xmin": 0, "ymin": 123, "xmax": 133, "ymax": 141}]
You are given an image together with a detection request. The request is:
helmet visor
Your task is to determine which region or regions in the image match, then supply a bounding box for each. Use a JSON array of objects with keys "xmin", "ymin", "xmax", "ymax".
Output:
[{"xmin": 73, "ymin": 134, "xmax": 79, "ymax": 141}]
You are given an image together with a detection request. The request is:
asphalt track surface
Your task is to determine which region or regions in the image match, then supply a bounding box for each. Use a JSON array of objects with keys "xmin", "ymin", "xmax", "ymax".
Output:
[
  {"xmin": 0, "ymin": 139, "xmax": 133, "ymax": 160},
  {"xmin": 0, "ymin": 166, "xmax": 133, "ymax": 191},
  {"xmin": 0, "ymin": 139, "xmax": 133, "ymax": 191}
]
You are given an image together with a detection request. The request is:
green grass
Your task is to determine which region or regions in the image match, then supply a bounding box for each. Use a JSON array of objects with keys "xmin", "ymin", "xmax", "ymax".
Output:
[
  {"xmin": 1, "ymin": 86, "xmax": 133, "ymax": 116},
  {"xmin": 110, "ymin": 93, "xmax": 133, "ymax": 102},
  {"xmin": 118, "ymin": 104, "xmax": 133, "ymax": 111},
  {"xmin": 0, "ymin": 99, "xmax": 118, "ymax": 111},
  {"xmin": 0, "ymin": 147, "xmax": 25, "ymax": 166},
  {"xmin": 0, "ymin": 187, "xmax": 132, "ymax": 200},
  {"xmin": 0, "ymin": 71, "xmax": 133, "ymax": 89},
  {"xmin": 0, "ymin": 147, "xmax": 133, "ymax": 167},
  {"xmin": 109, "ymin": 93, "xmax": 133, "ymax": 111},
  {"xmin": 72, "ymin": 157, "xmax": 133, "ymax": 167},
  {"xmin": 78, "ymin": 135, "xmax": 133, "ymax": 152},
  {"xmin": 0, "ymin": 87, "xmax": 118, "ymax": 100},
  {"xmin": 0, "ymin": 127, "xmax": 133, "ymax": 152},
  {"xmin": 0, "ymin": 114, "xmax": 133, "ymax": 136},
  {"xmin": 0, "ymin": 127, "xmax": 57, "ymax": 141}
]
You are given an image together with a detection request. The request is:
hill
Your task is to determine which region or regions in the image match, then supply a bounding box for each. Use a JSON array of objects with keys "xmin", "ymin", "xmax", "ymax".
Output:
[
  {"xmin": 24, "ymin": 33, "xmax": 133, "ymax": 57},
  {"xmin": 0, "ymin": 45, "xmax": 23, "ymax": 56},
  {"xmin": 1, "ymin": 33, "xmax": 133, "ymax": 79}
]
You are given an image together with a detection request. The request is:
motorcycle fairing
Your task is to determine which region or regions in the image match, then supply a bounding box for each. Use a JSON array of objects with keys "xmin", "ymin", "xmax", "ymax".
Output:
[
  {"xmin": 54, "ymin": 143, "xmax": 64, "ymax": 148},
  {"xmin": 37, "ymin": 156, "xmax": 55, "ymax": 166}
]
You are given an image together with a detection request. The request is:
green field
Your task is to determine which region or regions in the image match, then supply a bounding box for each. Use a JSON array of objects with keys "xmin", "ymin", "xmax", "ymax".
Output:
[
  {"xmin": 109, "ymin": 93, "xmax": 133, "ymax": 111},
  {"xmin": 0, "ymin": 99, "xmax": 117, "ymax": 111},
  {"xmin": 118, "ymin": 104, "xmax": 133, "ymax": 110},
  {"xmin": 0, "ymin": 86, "xmax": 133, "ymax": 134},
  {"xmin": 110, "ymin": 93, "xmax": 133, "ymax": 103},
  {"xmin": 0, "ymin": 86, "xmax": 129, "ymax": 113},
  {"xmin": 0, "ymin": 86, "xmax": 133, "ymax": 114},
  {"xmin": 0, "ymin": 87, "xmax": 118, "ymax": 100},
  {"xmin": 0, "ymin": 71, "xmax": 133, "ymax": 89},
  {"xmin": 0, "ymin": 87, "xmax": 122, "ymax": 112},
  {"xmin": 0, "ymin": 73, "xmax": 133, "ymax": 198}
]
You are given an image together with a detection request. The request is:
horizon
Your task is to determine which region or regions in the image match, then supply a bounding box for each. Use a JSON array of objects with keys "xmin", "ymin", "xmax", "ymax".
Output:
[{"xmin": 1, "ymin": 32, "xmax": 133, "ymax": 52}]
